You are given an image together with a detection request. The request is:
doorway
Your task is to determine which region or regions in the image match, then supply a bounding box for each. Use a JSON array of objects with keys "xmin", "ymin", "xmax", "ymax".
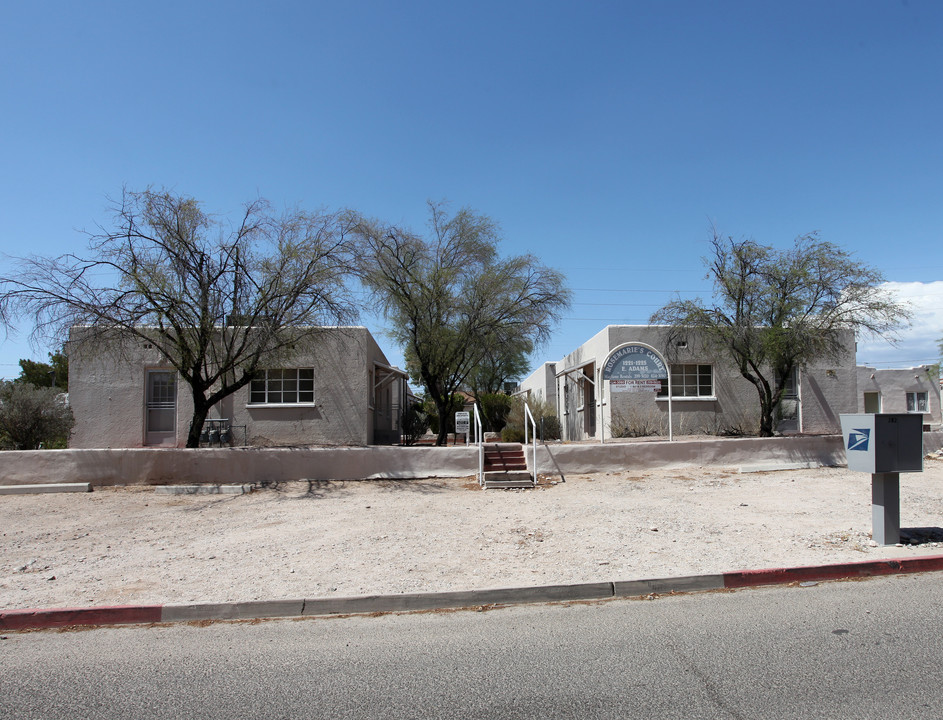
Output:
[
  {"xmin": 864, "ymin": 392, "xmax": 881, "ymax": 414},
  {"xmin": 145, "ymin": 370, "xmax": 177, "ymax": 446}
]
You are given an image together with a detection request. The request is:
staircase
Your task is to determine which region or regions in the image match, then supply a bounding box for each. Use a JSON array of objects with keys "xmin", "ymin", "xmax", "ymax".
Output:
[{"xmin": 482, "ymin": 443, "xmax": 535, "ymax": 489}]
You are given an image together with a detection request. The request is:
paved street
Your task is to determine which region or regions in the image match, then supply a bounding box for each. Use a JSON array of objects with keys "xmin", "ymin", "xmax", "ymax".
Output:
[{"xmin": 3, "ymin": 572, "xmax": 943, "ymax": 719}]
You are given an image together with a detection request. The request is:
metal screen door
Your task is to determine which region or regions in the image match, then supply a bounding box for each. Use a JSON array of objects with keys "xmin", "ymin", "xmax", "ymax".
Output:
[{"xmin": 145, "ymin": 370, "xmax": 177, "ymax": 445}]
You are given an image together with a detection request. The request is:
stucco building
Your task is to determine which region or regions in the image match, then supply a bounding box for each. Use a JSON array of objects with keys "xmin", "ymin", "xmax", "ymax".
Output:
[
  {"xmin": 68, "ymin": 326, "xmax": 409, "ymax": 448},
  {"xmin": 856, "ymin": 365, "xmax": 941, "ymax": 427},
  {"xmin": 517, "ymin": 325, "xmax": 868, "ymax": 441}
]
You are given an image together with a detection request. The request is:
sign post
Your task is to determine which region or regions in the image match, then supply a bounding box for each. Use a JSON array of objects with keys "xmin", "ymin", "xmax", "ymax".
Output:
[
  {"xmin": 602, "ymin": 343, "xmax": 672, "ymax": 442},
  {"xmin": 455, "ymin": 411, "xmax": 470, "ymax": 445}
]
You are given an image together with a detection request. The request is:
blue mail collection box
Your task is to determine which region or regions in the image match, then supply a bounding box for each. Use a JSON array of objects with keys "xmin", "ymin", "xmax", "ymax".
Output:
[{"xmin": 839, "ymin": 413, "xmax": 924, "ymax": 474}]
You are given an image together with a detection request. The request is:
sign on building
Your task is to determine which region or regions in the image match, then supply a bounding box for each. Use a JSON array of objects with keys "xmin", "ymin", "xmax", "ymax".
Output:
[
  {"xmin": 603, "ymin": 344, "xmax": 668, "ymax": 391},
  {"xmin": 609, "ymin": 378, "xmax": 663, "ymax": 393}
]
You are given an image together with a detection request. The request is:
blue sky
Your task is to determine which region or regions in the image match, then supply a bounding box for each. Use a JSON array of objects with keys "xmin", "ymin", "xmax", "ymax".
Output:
[{"xmin": 1, "ymin": 0, "xmax": 941, "ymax": 380}]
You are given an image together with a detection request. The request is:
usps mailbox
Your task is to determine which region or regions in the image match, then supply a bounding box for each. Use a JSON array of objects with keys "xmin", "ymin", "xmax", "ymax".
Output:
[
  {"xmin": 840, "ymin": 413, "xmax": 923, "ymax": 474},
  {"xmin": 840, "ymin": 413, "xmax": 924, "ymax": 545}
]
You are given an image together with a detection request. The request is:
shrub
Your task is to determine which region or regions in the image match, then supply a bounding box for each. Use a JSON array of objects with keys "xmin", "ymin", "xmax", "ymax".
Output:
[
  {"xmin": 0, "ymin": 380, "xmax": 75, "ymax": 450},
  {"xmin": 501, "ymin": 425, "xmax": 525, "ymax": 442},
  {"xmin": 503, "ymin": 396, "xmax": 561, "ymax": 442},
  {"xmin": 477, "ymin": 393, "xmax": 512, "ymax": 433},
  {"xmin": 401, "ymin": 401, "xmax": 430, "ymax": 445},
  {"xmin": 609, "ymin": 405, "xmax": 664, "ymax": 438}
]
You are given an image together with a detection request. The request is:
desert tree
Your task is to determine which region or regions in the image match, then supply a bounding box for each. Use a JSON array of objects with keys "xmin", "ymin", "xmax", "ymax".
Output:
[
  {"xmin": 0, "ymin": 380, "xmax": 74, "ymax": 449},
  {"xmin": 651, "ymin": 229, "xmax": 911, "ymax": 436},
  {"xmin": 16, "ymin": 348, "xmax": 68, "ymax": 391},
  {"xmin": 355, "ymin": 201, "xmax": 570, "ymax": 445},
  {"xmin": 0, "ymin": 188, "xmax": 360, "ymax": 447}
]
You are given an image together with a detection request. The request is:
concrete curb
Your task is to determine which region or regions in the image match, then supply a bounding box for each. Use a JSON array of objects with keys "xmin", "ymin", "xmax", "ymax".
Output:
[
  {"xmin": 3, "ymin": 554, "xmax": 943, "ymax": 632},
  {"xmin": 0, "ymin": 483, "xmax": 91, "ymax": 495}
]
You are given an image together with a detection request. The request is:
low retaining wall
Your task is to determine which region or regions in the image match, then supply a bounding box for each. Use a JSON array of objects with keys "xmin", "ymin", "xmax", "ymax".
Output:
[
  {"xmin": 2, "ymin": 432, "xmax": 941, "ymax": 487},
  {"xmin": 0, "ymin": 446, "xmax": 480, "ymax": 487},
  {"xmin": 536, "ymin": 434, "xmax": 848, "ymax": 475}
]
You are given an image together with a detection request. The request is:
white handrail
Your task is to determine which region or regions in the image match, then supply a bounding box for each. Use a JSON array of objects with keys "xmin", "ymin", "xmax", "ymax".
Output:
[
  {"xmin": 523, "ymin": 402, "xmax": 538, "ymax": 487},
  {"xmin": 473, "ymin": 402, "xmax": 484, "ymax": 487}
]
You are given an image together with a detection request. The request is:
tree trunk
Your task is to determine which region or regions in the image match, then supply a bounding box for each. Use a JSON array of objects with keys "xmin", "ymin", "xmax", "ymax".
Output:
[
  {"xmin": 434, "ymin": 395, "xmax": 451, "ymax": 446},
  {"xmin": 758, "ymin": 391, "xmax": 777, "ymax": 437},
  {"xmin": 186, "ymin": 397, "xmax": 211, "ymax": 448}
]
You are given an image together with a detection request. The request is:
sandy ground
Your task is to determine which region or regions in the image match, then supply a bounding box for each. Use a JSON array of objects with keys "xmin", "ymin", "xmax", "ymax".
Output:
[{"xmin": 3, "ymin": 459, "xmax": 943, "ymax": 610}]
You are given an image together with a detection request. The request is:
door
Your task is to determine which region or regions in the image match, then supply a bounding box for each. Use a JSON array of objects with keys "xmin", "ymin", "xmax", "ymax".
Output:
[
  {"xmin": 145, "ymin": 370, "xmax": 177, "ymax": 446},
  {"xmin": 864, "ymin": 392, "xmax": 881, "ymax": 414}
]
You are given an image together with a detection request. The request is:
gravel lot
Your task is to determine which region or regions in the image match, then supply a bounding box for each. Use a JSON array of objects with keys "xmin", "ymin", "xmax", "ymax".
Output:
[{"xmin": 2, "ymin": 458, "xmax": 943, "ymax": 609}]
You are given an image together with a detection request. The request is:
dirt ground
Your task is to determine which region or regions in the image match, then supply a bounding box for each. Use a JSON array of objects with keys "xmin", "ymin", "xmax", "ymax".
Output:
[{"xmin": 3, "ymin": 459, "xmax": 943, "ymax": 609}]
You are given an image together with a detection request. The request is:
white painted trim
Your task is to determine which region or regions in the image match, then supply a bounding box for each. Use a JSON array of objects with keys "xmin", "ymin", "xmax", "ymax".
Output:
[{"xmin": 246, "ymin": 403, "xmax": 318, "ymax": 409}]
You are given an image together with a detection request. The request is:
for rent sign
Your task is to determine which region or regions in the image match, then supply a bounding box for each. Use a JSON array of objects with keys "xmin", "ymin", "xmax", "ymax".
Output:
[{"xmin": 609, "ymin": 378, "xmax": 663, "ymax": 393}]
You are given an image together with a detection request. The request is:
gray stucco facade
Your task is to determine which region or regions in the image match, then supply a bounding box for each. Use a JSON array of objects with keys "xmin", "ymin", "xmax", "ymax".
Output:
[
  {"xmin": 518, "ymin": 325, "xmax": 860, "ymax": 441},
  {"xmin": 856, "ymin": 365, "xmax": 941, "ymax": 425},
  {"xmin": 68, "ymin": 326, "xmax": 407, "ymax": 448}
]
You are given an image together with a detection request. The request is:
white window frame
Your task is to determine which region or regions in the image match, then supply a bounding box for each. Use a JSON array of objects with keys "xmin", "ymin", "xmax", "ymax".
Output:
[
  {"xmin": 906, "ymin": 391, "xmax": 928, "ymax": 413},
  {"xmin": 657, "ymin": 363, "xmax": 715, "ymax": 400},
  {"xmin": 248, "ymin": 368, "xmax": 316, "ymax": 406}
]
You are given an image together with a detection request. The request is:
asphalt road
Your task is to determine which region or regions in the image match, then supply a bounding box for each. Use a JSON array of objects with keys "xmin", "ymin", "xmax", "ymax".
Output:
[{"xmin": 3, "ymin": 573, "xmax": 943, "ymax": 719}]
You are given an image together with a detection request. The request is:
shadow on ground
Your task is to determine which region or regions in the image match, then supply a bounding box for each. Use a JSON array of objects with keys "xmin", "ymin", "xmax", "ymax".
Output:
[{"xmin": 900, "ymin": 527, "xmax": 943, "ymax": 545}]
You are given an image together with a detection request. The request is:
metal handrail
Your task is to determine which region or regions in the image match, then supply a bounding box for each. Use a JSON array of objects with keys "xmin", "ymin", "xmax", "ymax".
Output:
[
  {"xmin": 523, "ymin": 402, "xmax": 538, "ymax": 487},
  {"xmin": 473, "ymin": 403, "xmax": 484, "ymax": 487}
]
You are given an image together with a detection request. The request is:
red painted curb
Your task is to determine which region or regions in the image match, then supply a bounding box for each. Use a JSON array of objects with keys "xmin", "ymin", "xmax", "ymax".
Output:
[
  {"xmin": 723, "ymin": 554, "xmax": 943, "ymax": 589},
  {"xmin": 0, "ymin": 605, "xmax": 163, "ymax": 631}
]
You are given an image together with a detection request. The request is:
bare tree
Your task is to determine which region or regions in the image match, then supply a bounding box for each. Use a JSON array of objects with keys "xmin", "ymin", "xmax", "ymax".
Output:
[
  {"xmin": 0, "ymin": 188, "xmax": 360, "ymax": 447},
  {"xmin": 355, "ymin": 201, "xmax": 570, "ymax": 445},
  {"xmin": 651, "ymin": 230, "xmax": 911, "ymax": 436}
]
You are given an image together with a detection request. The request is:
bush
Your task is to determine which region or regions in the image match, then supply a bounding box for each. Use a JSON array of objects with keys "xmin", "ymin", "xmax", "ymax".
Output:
[
  {"xmin": 501, "ymin": 425, "xmax": 525, "ymax": 442},
  {"xmin": 609, "ymin": 405, "xmax": 664, "ymax": 438},
  {"xmin": 0, "ymin": 381, "xmax": 75, "ymax": 449},
  {"xmin": 401, "ymin": 401, "xmax": 430, "ymax": 445},
  {"xmin": 477, "ymin": 393, "xmax": 512, "ymax": 433},
  {"xmin": 503, "ymin": 396, "xmax": 561, "ymax": 442}
]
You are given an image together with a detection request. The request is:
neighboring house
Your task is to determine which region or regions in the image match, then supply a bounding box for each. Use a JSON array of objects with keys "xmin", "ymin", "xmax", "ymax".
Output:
[
  {"xmin": 517, "ymin": 325, "xmax": 859, "ymax": 441},
  {"xmin": 68, "ymin": 326, "xmax": 409, "ymax": 448},
  {"xmin": 856, "ymin": 365, "xmax": 942, "ymax": 427}
]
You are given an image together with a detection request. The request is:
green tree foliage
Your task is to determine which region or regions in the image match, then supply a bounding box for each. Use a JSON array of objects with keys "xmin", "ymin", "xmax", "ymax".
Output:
[
  {"xmin": 477, "ymin": 392, "xmax": 513, "ymax": 433},
  {"xmin": 651, "ymin": 230, "xmax": 912, "ymax": 436},
  {"xmin": 0, "ymin": 189, "xmax": 360, "ymax": 447},
  {"xmin": 465, "ymin": 338, "xmax": 532, "ymax": 397},
  {"xmin": 355, "ymin": 201, "xmax": 570, "ymax": 445},
  {"xmin": 0, "ymin": 380, "xmax": 75, "ymax": 449},
  {"xmin": 16, "ymin": 349, "xmax": 68, "ymax": 390},
  {"xmin": 464, "ymin": 338, "xmax": 530, "ymax": 433}
]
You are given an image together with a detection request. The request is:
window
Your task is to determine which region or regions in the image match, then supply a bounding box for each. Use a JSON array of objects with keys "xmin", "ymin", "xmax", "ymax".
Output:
[
  {"xmin": 658, "ymin": 364, "xmax": 713, "ymax": 398},
  {"xmin": 778, "ymin": 367, "xmax": 798, "ymax": 397},
  {"xmin": 906, "ymin": 392, "xmax": 928, "ymax": 413},
  {"xmin": 249, "ymin": 369, "xmax": 315, "ymax": 405}
]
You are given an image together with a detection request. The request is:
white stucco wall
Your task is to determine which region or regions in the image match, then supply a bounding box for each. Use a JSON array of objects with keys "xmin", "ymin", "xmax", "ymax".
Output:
[{"xmin": 4, "ymin": 432, "xmax": 942, "ymax": 487}]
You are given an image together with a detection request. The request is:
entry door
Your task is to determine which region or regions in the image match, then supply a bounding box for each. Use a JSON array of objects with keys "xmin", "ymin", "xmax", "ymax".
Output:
[
  {"xmin": 864, "ymin": 392, "xmax": 881, "ymax": 414},
  {"xmin": 145, "ymin": 370, "xmax": 177, "ymax": 446}
]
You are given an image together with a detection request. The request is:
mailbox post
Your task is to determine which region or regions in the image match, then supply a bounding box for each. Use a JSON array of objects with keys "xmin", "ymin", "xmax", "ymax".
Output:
[{"xmin": 839, "ymin": 413, "xmax": 924, "ymax": 545}]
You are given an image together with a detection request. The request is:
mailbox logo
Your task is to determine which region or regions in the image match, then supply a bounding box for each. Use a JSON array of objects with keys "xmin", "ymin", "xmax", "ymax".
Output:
[{"xmin": 847, "ymin": 428, "xmax": 870, "ymax": 451}]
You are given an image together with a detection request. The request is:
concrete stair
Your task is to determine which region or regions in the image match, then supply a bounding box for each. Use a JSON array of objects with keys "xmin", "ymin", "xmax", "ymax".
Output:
[{"xmin": 482, "ymin": 443, "xmax": 534, "ymax": 489}]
